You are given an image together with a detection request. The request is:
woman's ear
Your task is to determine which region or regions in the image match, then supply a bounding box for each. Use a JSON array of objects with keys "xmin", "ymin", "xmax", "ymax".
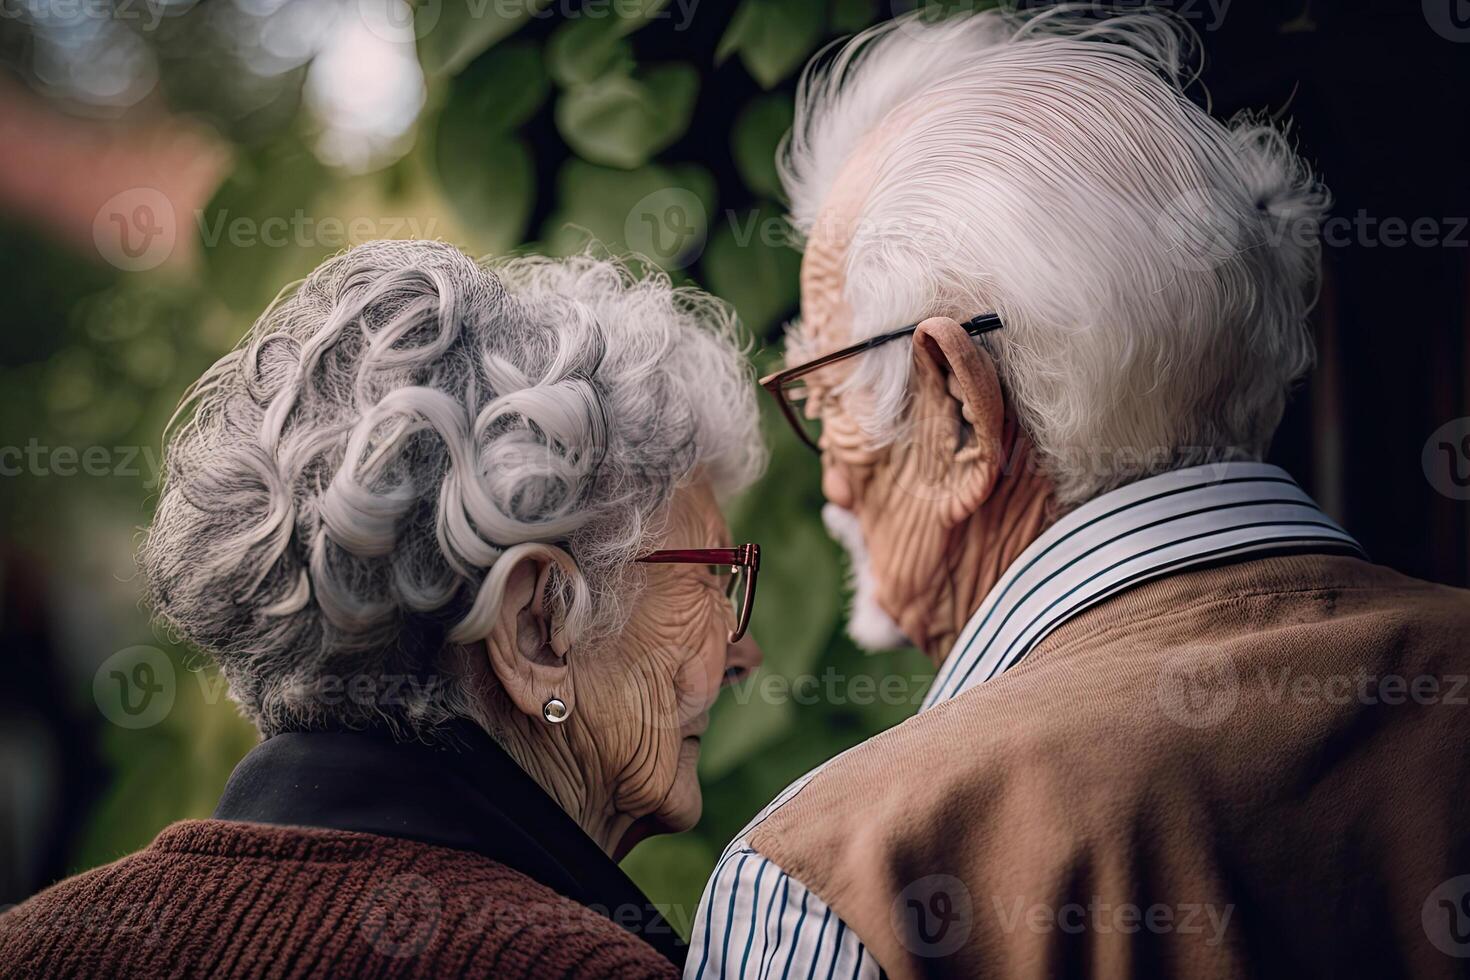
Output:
[
  {"xmin": 467, "ymin": 544, "xmax": 579, "ymax": 723},
  {"xmin": 910, "ymin": 315, "xmax": 1006, "ymax": 525}
]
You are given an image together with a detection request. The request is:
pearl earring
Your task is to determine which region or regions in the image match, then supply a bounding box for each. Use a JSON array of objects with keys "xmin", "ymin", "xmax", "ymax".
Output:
[{"xmin": 542, "ymin": 698, "xmax": 570, "ymax": 724}]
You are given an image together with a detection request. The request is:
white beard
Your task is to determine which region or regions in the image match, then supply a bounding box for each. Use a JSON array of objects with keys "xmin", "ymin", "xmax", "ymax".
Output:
[{"xmin": 822, "ymin": 503, "xmax": 911, "ymax": 651}]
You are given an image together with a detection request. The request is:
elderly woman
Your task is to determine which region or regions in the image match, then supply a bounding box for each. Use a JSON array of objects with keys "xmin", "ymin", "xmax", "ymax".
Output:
[{"xmin": 0, "ymin": 241, "xmax": 766, "ymax": 978}]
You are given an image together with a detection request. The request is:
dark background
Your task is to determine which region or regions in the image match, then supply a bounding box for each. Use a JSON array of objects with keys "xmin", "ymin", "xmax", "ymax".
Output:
[{"xmin": 1199, "ymin": 1, "xmax": 1469, "ymax": 587}]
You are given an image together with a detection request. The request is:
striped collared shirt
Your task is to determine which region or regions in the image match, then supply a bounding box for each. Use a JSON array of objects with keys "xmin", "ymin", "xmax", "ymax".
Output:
[{"xmin": 684, "ymin": 462, "xmax": 1363, "ymax": 980}]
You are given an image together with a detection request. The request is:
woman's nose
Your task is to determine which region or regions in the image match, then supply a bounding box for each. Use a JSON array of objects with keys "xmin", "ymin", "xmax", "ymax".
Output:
[{"xmin": 723, "ymin": 632, "xmax": 764, "ymax": 686}]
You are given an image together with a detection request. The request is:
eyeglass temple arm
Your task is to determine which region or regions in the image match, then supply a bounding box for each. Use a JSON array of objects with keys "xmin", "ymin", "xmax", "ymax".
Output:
[
  {"xmin": 960, "ymin": 313, "xmax": 1004, "ymax": 336},
  {"xmin": 635, "ymin": 545, "xmax": 760, "ymax": 569},
  {"xmin": 863, "ymin": 313, "xmax": 1003, "ymax": 349},
  {"xmin": 760, "ymin": 313, "xmax": 1002, "ymax": 390},
  {"xmin": 632, "ymin": 546, "xmax": 760, "ymax": 642}
]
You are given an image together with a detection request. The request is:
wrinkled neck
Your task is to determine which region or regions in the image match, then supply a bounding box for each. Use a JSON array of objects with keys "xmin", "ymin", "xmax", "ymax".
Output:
[{"xmin": 486, "ymin": 693, "xmax": 632, "ymax": 858}]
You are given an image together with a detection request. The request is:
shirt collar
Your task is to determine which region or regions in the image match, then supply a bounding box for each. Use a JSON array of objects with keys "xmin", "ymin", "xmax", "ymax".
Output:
[
  {"xmin": 213, "ymin": 722, "xmax": 688, "ymax": 967},
  {"xmin": 922, "ymin": 461, "xmax": 1364, "ymax": 709}
]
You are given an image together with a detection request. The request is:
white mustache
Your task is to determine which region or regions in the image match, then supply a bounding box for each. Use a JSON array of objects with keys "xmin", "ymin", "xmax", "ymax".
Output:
[{"xmin": 821, "ymin": 503, "xmax": 910, "ymax": 651}]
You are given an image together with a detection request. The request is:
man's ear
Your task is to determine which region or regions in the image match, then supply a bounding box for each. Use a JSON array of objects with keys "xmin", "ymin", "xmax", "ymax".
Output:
[
  {"xmin": 478, "ymin": 546, "xmax": 575, "ymax": 723},
  {"xmin": 910, "ymin": 315, "xmax": 1006, "ymax": 524}
]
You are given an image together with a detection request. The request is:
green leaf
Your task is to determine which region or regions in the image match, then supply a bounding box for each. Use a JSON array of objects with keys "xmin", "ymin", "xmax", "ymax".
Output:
[
  {"xmin": 714, "ymin": 0, "xmax": 754, "ymax": 65},
  {"xmin": 429, "ymin": 42, "xmax": 543, "ymax": 251},
  {"xmin": 444, "ymin": 40, "xmax": 549, "ymax": 133},
  {"xmin": 716, "ymin": 0, "xmax": 824, "ymax": 88},
  {"xmin": 556, "ymin": 64, "xmax": 699, "ymax": 169},
  {"xmin": 830, "ymin": 0, "xmax": 876, "ymax": 33},
  {"xmin": 432, "ymin": 102, "xmax": 535, "ymax": 254},
  {"xmin": 197, "ymin": 138, "xmax": 329, "ymax": 311},
  {"xmin": 736, "ymin": 465, "xmax": 841, "ymax": 678},
  {"xmin": 619, "ymin": 831, "xmax": 713, "ymax": 937},
  {"xmin": 418, "ymin": 0, "xmax": 551, "ymax": 77},
  {"xmin": 556, "ymin": 78, "xmax": 649, "ymax": 169},
  {"xmin": 547, "ymin": 16, "xmax": 635, "ymax": 88},
  {"xmin": 700, "ymin": 686, "xmax": 794, "ymax": 780},
  {"xmin": 643, "ymin": 62, "xmax": 700, "ymax": 143},
  {"xmin": 700, "ymin": 202, "xmax": 800, "ymax": 339},
  {"xmin": 547, "ymin": 0, "xmax": 678, "ymax": 89},
  {"xmin": 540, "ymin": 159, "xmax": 714, "ymax": 269},
  {"xmin": 849, "ymin": 644, "xmax": 936, "ymax": 731},
  {"xmin": 612, "ymin": 0, "xmax": 673, "ymax": 25},
  {"xmin": 731, "ymin": 94, "xmax": 793, "ymax": 197}
]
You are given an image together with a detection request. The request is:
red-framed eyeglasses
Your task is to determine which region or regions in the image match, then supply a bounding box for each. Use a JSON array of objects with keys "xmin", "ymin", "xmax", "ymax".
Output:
[{"xmin": 635, "ymin": 543, "xmax": 760, "ymax": 642}]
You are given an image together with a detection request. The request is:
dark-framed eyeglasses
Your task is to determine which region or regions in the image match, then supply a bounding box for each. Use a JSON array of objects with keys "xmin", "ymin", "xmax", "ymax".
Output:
[
  {"xmin": 759, "ymin": 314, "xmax": 1003, "ymax": 453},
  {"xmin": 635, "ymin": 543, "xmax": 760, "ymax": 642}
]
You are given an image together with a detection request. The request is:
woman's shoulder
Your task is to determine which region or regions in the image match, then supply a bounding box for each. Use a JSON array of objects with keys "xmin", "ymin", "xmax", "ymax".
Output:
[{"xmin": 1, "ymin": 819, "xmax": 678, "ymax": 979}]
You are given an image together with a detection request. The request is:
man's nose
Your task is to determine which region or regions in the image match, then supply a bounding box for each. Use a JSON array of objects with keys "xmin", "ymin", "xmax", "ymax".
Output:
[
  {"xmin": 821, "ymin": 459, "xmax": 855, "ymax": 510},
  {"xmin": 723, "ymin": 632, "xmax": 764, "ymax": 686}
]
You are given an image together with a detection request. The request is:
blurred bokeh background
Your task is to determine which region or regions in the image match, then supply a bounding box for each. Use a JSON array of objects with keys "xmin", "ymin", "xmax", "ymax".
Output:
[{"xmin": 1, "ymin": 0, "xmax": 1466, "ymax": 933}]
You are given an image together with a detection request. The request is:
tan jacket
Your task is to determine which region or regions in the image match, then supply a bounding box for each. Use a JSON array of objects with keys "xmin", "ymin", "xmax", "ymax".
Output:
[{"xmin": 751, "ymin": 555, "xmax": 1470, "ymax": 979}]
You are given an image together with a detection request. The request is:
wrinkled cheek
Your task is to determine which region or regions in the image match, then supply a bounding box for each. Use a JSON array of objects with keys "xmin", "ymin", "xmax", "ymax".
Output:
[
  {"xmin": 607, "ymin": 670, "xmax": 682, "ymax": 817},
  {"xmin": 675, "ymin": 639, "xmax": 725, "ymax": 714},
  {"xmin": 623, "ymin": 678, "xmax": 715, "ymax": 818},
  {"xmin": 663, "ymin": 596, "xmax": 729, "ymax": 711},
  {"xmin": 867, "ymin": 471, "xmax": 943, "ymax": 612},
  {"xmin": 604, "ymin": 587, "xmax": 725, "ymax": 820},
  {"xmin": 620, "ymin": 608, "xmax": 703, "ymax": 721}
]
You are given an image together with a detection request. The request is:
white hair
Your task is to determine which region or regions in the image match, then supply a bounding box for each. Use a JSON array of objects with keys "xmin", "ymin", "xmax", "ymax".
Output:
[
  {"xmin": 782, "ymin": 6, "xmax": 1328, "ymax": 505},
  {"xmin": 141, "ymin": 240, "xmax": 764, "ymax": 738},
  {"xmin": 821, "ymin": 503, "xmax": 908, "ymax": 650}
]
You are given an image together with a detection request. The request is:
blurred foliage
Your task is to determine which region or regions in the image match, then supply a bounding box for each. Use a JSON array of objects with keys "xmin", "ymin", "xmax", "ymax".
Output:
[{"xmin": 0, "ymin": 0, "xmax": 944, "ymax": 928}]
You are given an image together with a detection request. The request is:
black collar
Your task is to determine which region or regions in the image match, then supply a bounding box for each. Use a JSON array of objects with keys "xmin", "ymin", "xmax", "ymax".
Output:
[{"xmin": 214, "ymin": 722, "xmax": 687, "ymax": 968}]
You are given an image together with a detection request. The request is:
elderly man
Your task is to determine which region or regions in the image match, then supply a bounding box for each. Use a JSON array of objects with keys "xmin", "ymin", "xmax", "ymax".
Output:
[{"xmin": 687, "ymin": 9, "xmax": 1470, "ymax": 980}]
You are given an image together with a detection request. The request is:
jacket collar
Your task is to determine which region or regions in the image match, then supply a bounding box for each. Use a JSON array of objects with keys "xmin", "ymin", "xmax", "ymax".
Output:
[
  {"xmin": 924, "ymin": 461, "xmax": 1365, "ymax": 708},
  {"xmin": 213, "ymin": 720, "xmax": 687, "ymax": 967}
]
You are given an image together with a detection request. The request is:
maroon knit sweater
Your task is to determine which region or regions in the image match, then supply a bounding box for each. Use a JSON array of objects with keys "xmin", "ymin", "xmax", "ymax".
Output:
[{"xmin": 0, "ymin": 819, "xmax": 677, "ymax": 979}]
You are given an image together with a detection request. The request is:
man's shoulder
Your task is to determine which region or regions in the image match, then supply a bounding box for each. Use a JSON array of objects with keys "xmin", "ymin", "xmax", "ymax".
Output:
[{"xmin": 751, "ymin": 554, "xmax": 1470, "ymax": 855}]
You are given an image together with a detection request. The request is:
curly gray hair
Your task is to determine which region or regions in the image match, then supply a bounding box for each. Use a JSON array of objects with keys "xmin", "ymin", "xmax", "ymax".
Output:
[{"xmin": 141, "ymin": 240, "xmax": 765, "ymax": 738}]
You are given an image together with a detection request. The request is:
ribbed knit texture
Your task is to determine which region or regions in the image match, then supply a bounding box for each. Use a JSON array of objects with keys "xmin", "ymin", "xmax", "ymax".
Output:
[{"xmin": 0, "ymin": 820, "xmax": 677, "ymax": 979}]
